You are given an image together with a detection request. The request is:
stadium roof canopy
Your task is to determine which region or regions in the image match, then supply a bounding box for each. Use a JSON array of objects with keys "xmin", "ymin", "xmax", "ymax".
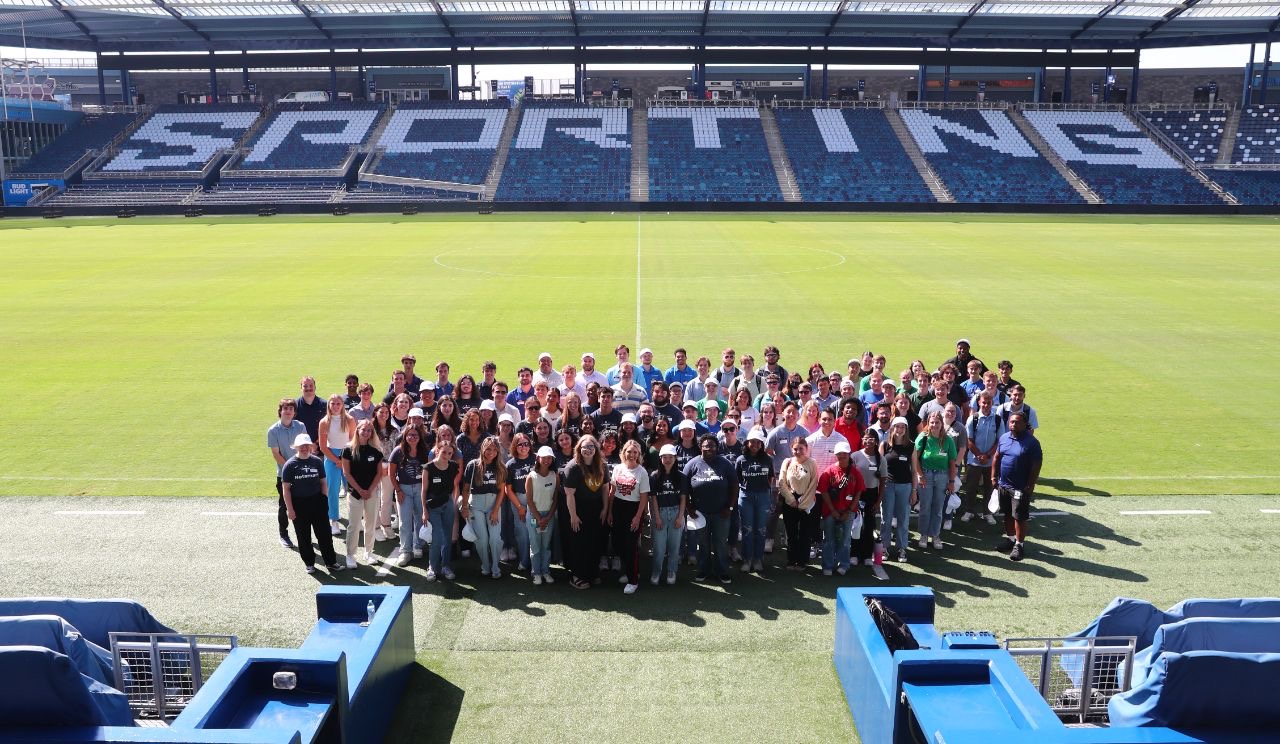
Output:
[{"xmin": 0, "ymin": 0, "xmax": 1277, "ymax": 55}]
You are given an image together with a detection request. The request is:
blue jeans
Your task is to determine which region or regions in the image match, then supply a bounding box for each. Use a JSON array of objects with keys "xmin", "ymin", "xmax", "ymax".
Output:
[
  {"xmin": 397, "ymin": 482, "xmax": 424, "ymax": 554},
  {"xmin": 881, "ymin": 481, "xmax": 912, "ymax": 552},
  {"xmin": 323, "ymin": 449, "xmax": 343, "ymax": 521},
  {"xmin": 738, "ymin": 489, "xmax": 771, "ymax": 564},
  {"xmin": 468, "ymin": 491, "xmax": 503, "ymax": 575},
  {"xmin": 526, "ymin": 513, "xmax": 555, "ymax": 575},
  {"xmin": 510, "ymin": 493, "xmax": 531, "ymax": 570},
  {"xmin": 696, "ymin": 513, "xmax": 732, "ymax": 578},
  {"xmin": 427, "ymin": 502, "xmax": 455, "ymax": 574},
  {"xmin": 919, "ymin": 469, "xmax": 949, "ymax": 538},
  {"xmin": 822, "ymin": 514, "xmax": 855, "ymax": 571},
  {"xmin": 651, "ymin": 506, "xmax": 683, "ymax": 579}
]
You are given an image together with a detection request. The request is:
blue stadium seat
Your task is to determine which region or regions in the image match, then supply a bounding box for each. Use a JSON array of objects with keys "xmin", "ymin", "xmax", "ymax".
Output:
[
  {"xmin": 240, "ymin": 102, "xmax": 383, "ymax": 171},
  {"xmin": 1023, "ymin": 110, "xmax": 1219, "ymax": 205},
  {"xmin": 14, "ymin": 113, "xmax": 138, "ymax": 175},
  {"xmin": 497, "ymin": 103, "xmax": 631, "ymax": 201},
  {"xmin": 1232, "ymin": 105, "xmax": 1280, "ymax": 164},
  {"xmin": 100, "ymin": 105, "xmax": 260, "ymax": 173},
  {"xmin": 648, "ymin": 108, "xmax": 781, "ymax": 202},
  {"xmin": 900, "ymin": 108, "xmax": 1082, "ymax": 204},
  {"xmin": 1205, "ymin": 168, "xmax": 1280, "ymax": 205},
  {"xmin": 369, "ymin": 103, "xmax": 507, "ymax": 184},
  {"xmin": 1137, "ymin": 109, "xmax": 1227, "ymax": 163},
  {"xmin": 773, "ymin": 107, "xmax": 933, "ymax": 203}
]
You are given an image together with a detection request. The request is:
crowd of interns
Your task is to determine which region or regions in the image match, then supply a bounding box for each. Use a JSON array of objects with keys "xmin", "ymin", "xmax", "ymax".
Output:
[{"xmin": 269, "ymin": 341, "xmax": 1043, "ymax": 593}]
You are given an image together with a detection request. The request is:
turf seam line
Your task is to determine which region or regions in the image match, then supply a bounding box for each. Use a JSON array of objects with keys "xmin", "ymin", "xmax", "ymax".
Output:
[{"xmin": 53, "ymin": 510, "xmax": 147, "ymax": 516}]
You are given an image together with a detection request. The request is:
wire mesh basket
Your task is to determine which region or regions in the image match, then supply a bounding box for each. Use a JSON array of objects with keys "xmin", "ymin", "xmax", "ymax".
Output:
[
  {"xmin": 1004, "ymin": 635, "xmax": 1137, "ymax": 723},
  {"xmin": 109, "ymin": 632, "xmax": 237, "ymax": 720}
]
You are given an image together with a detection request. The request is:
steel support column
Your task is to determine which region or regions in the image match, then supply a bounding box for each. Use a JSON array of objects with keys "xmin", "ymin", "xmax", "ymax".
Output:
[
  {"xmin": 1243, "ymin": 44, "xmax": 1256, "ymax": 107},
  {"xmin": 1262, "ymin": 42, "xmax": 1273, "ymax": 104},
  {"xmin": 208, "ymin": 59, "xmax": 217, "ymax": 103},
  {"xmin": 96, "ymin": 53, "xmax": 106, "ymax": 105},
  {"xmin": 1129, "ymin": 61, "xmax": 1140, "ymax": 104},
  {"xmin": 120, "ymin": 67, "xmax": 130, "ymax": 105},
  {"xmin": 821, "ymin": 63, "xmax": 828, "ymax": 100},
  {"xmin": 942, "ymin": 63, "xmax": 951, "ymax": 102}
]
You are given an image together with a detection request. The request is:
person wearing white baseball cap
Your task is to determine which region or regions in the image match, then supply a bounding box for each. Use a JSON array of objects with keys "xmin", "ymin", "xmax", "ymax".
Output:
[
  {"xmin": 817, "ymin": 439, "xmax": 864, "ymax": 576},
  {"xmin": 672, "ymin": 419, "xmax": 702, "ymax": 471},
  {"xmin": 648, "ymin": 443, "xmax": 687, "ymax": 585},
  {"xmin": 635, "ymin": 348, "xmax": 664, "ymax": 392},
  {"xmin": 532, "ymin": 352, "xmax": 563, "ymax": 390},
  {"xmin": 281, "ymin": 433, "xmax": 343, "ymax": 574},
  {"xmin": 735, "ymin": 428, "xmax": 775, "ymax": 573},
  {"xmin": 525, "ymin": 446, "xmax": 559, "ymax": 585}
]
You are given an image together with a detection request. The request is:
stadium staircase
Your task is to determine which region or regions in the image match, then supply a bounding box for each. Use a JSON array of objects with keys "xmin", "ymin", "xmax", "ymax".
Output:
[
  {"xmin": 1216, "ymin": 107, "xmax": 1242, "ymax": 166},
  {"xmin": 231, "ymin": 102, "xmax": 276, "ymax": 150},
  {"xmin": 1007, "ymin": 108, "xmax": 1103, "ymax": 204},
  {"xmin": 1126, "ymin": 109, "xmax": 1238, "ymax": 205},
  {"xmin": 482, "ymin": 107, "xmax": 521, "ymax": 202},
  {"xmin": 630, "ymin": 105, "xmax": 649, "ymax": 202},
  {"xmin": 759, "ymin": 107, "xmax": 802, "ymax": 203},
  {"xmin": 884, "ymin": 107, "xmax": 954, "ymax": 203}
]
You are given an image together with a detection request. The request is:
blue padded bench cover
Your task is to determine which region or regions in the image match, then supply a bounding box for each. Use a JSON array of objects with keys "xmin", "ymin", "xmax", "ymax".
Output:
[
  {"xmin": 0, "ymin": 646, "xmax": 133, "ymax": 727},
  {"xmin": 0, "ymin": 598, "xmax": 173, "ymax": 649},
  {"xmin": 0, "ymin": 615, "xmax": 114, "ymax": 685},
  {"xmin": 1130, "ymin": 617, "xmax": 1280, "ymax": 686}
]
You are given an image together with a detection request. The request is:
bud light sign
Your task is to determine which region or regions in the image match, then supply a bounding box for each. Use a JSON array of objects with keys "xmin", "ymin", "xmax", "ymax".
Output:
[{"xmin": 4, "ymin": 179, "xmax": 64, "ymax": 206}]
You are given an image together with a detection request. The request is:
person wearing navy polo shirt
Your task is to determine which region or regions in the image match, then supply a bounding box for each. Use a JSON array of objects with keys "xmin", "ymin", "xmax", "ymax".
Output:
[
  {"xmin": 294, "ymin": 376, "xmax": 326, "ymax": 444},
  {"xmin": 389, "ymin": 355, "xmax": 425, "ymax": 396},
  {"xmin": 992, "ymin": 411, "xmax": 1042, "ymax": 562}
]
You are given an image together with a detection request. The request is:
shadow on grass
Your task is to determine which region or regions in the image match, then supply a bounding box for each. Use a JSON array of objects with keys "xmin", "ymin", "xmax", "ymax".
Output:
[
  {"xmin": 385, "ymin": 662, "xmax": 463, "ymax": 743},
  {"xmin": 1039, "ymin": 477, "xmax": 1114, "ymax": 502}
]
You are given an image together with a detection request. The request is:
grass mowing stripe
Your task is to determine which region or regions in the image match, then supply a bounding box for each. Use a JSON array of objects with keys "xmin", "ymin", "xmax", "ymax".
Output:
[{"xmin": 1118, "ymin": 509, "xmax": 1212, "ymax": 515}]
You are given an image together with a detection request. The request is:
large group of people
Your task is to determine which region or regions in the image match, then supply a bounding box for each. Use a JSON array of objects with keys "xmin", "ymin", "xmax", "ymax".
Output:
[{"xmin": 268, "ymin": 341, "xmax": 1043, "ymax": 591}]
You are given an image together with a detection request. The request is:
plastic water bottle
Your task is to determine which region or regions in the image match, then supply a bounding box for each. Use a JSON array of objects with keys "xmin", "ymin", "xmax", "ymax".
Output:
[{"xmin": 366, "ymin": 600, "xmax": 375, "ymax": 625}]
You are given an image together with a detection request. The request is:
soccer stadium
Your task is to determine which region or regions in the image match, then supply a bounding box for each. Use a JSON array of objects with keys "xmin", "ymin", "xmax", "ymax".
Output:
[{"xmin": 2, "ymin": 2, "xmax": 1280, "ymax": 743}]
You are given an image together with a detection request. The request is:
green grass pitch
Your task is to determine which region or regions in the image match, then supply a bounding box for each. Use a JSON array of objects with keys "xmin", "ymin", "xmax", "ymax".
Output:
[{"xmin": 1, "ymin": 212, "xmax": 1278, "ymax": 742}]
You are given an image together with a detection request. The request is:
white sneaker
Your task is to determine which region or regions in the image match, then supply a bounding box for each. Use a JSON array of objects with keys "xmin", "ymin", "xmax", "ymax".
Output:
[
  {"xmin": 650, "ymin": 575, "xmax": 661, "ymax": 585},
  {"xmin": 345, "ymin": 556, "xmax": 357, "ymax": 569},
  {"xmin": 375, "ymin": 527, "xmax": 388, "ymax": 541},
  {"xmin": 623, "ymin": 583, "xmax": 638, "ymax": 595},
  {"xmin": 666, "ymin": 571, "xmax": 677, "ymax": 585},
  {"xmin": 532, "ymin": 574, "xmax": 542, "ymax": 586},
  {"xmin": 611, "ymin": 556, "xmax": 621, "ymax": 571},
  {"xmin": 413, "ymin": 548, "xmax": 423, "ymax": 559},
  {"xmin": 942, "ymin": 518, "xmax": 952, "ymax": 531},
  {"xmin": 362, "ymin": 551, "xmax": 376, "ymax": 564},
  {"xmin": 442, "ymin": 568, "xmax": 456, "ymax": 580},
  {"xmin": 330, "ymin": 521, "xmax": 342, "ymax": 536},
  {"xmin": 542, "ymin": 573, "xmax": 554, "ymax": 584},
  {"xmin": 395, "ymin": 552, "xmax": 410, "ymax": 567},
  {"xmin": 491, "ymin": 568, "xmax": 502, "ymax": 579},
  {"xmin": 618, "ymin": 574, "xmax": 630, "ymax": 584},
  {"xmin": 764, "ymin": 538, "xmax": 774, "ymax": 554},
  {"xmin": 425, "ymin": 568, "xmax": 436, "ymax": 582},
  {"xmin": 933, "ymin": 537, "xmax": 944, "ymax": 549},
  {"xmin": 984, "ymin": 514, "xmax": 997, "ymax": 525},
  {"xmin": 960, "ymin": 512, "xmax": 973, "ymax": 523},
  {"xmin": 897, "ymin": 550, "xmax": 907, "ymax": 563},
  {"xmin": 918, "ymin": 538, "xmax": 928, "ymax": 549}
]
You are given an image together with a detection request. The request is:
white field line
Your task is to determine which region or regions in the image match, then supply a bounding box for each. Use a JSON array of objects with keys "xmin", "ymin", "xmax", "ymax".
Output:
[
  {"xmin": 1118, "ymin": 509, "xmax": 1213, "ymax": 516},
  {"xmin": 1063, "ymin": 475, "xmax": 1279, "ymax": 481},
  {"xmin": 1261, "ymin": 509, "xmax": 1280, "ymax": 514},
  {"xmin": 53, "ymin": 510, "xmax": 146, "ymax": 516},
  {"xmin": 635, "ymin": 214, "xmax": 642, "ymax": 350}
]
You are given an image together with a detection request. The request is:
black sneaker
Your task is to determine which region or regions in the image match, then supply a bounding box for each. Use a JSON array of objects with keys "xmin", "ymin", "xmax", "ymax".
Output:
[
  {"xmin": 694, "ymin": 574, "xmax": 707, "ymax": 582},
  {"xmin": 1010, "ymin": 543, "xmax": 1025, "ymax": 562},
  {"xmin": 996, "ymin": 536, "xmax": 1016, "ymax": 552},
  {"xmin": 719, "ymin": 575, "xmax": 732, "ymax": 585},
  {"xmin": 279, "ymin": 536, "xmax": 295, "ymax": 549},
  {"xmin": 328, "ymin": 563, "xmax": 345, "ymax": 572}
]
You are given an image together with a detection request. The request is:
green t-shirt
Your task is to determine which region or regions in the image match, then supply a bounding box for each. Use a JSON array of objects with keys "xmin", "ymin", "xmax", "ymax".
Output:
[{"xmin": 914, "ymin": 432, "xmax": 956, "ymax": 472}]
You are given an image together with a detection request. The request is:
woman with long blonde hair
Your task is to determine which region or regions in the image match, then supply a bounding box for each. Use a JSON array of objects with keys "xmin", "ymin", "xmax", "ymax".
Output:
[
  {"xmin": 563, "ymin": 435, "xmax": 607, "ymax": 589},
  {"xmin": 318, "ymin": 393, "xmax": 355, "ymax": 536},
  {"xmin": 461, "ymin": 436, "xmax": 508, "ymax": 579}
]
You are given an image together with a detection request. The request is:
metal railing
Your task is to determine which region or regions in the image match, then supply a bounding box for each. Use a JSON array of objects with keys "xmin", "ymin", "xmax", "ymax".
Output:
[
  {"xmin": 1003, "ymin": 636, "xmax": 1136, "ymax": 724},
  {"xmin": 646, "ymin": 98, "xmax": 759, "ymax": 109},
  {"xmin": 900, "ymin": 100, "xmax": 1009, "ymax": 110},
  {"xmin": 110, "ymin": 632, "xmax": 237, "ymax": 720},
  {"xmin": 1133, "ymin": 102, "xmax": 1234, "ymax": 112},
  {"xmin": 1019, "ymin": 102, "xmax": 1128, "ymax": 112},
  {"xmin": 221, "ymin": 144, "xmax": 360, "ymax": 179},
  {"xmin": 771, "ymin": 99, "xmax": 884, "ymax": 109}
]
